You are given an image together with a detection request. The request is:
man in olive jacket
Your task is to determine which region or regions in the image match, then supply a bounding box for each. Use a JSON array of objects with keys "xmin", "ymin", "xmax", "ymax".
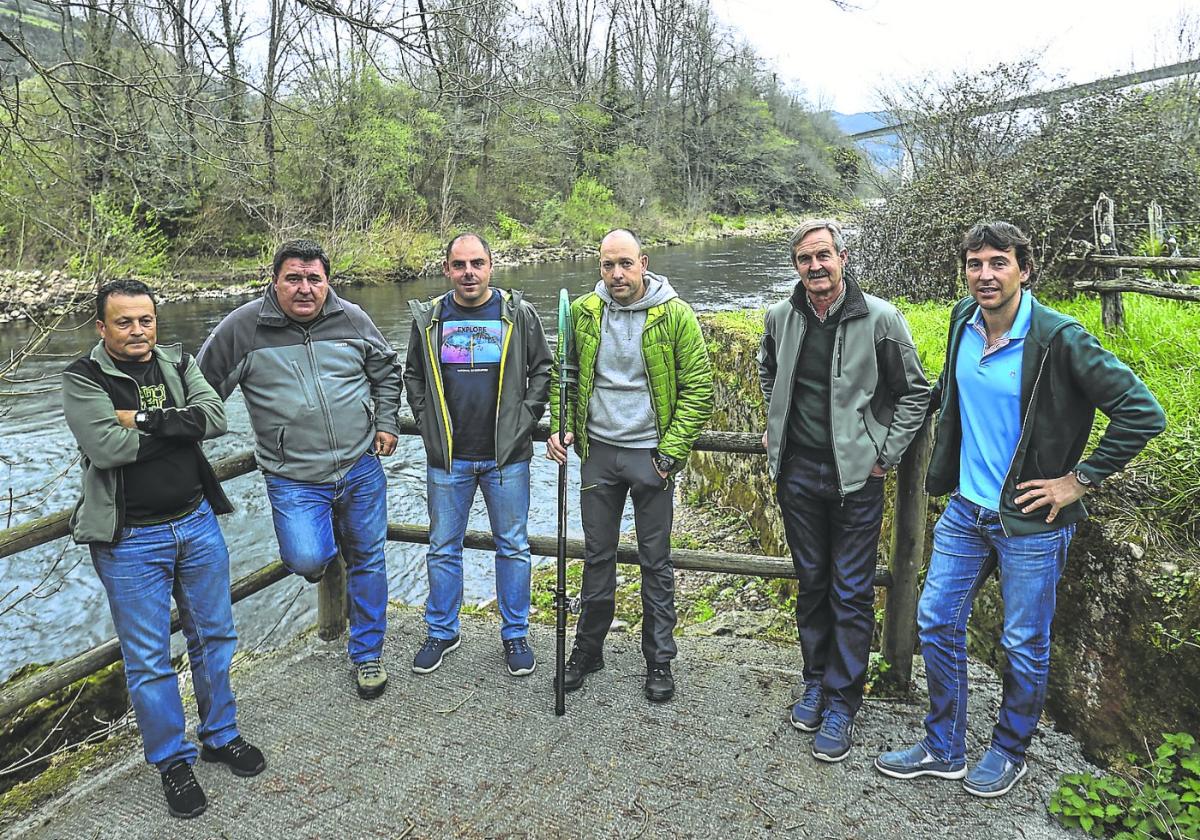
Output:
[
  {"xmin": 875, "ymin": 221, "xmax": 1165, "ymax": 798},
  {"xmin": 63, "ymin": 279, "xmax": 263, "ymax": 820},
  {"xmin": 759, "ymin": 219, "xmax": 930, "ymax": 764},
  {"xmin": 404, "ymin": 232, "xmax": 552, "ymax": 677},
  {"xmin": 547, "ymin": 228, "xmax": 713, "ymax": 703}
]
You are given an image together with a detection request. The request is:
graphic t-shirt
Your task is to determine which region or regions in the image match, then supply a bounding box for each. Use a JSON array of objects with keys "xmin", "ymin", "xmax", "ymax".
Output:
[
  {"xmin": 114, "ymin": 358, "xmax": 204, "ymax": 524},
  {"xmin": 438, "ymin": 291, "xmax": 503, "ymax": 460}
]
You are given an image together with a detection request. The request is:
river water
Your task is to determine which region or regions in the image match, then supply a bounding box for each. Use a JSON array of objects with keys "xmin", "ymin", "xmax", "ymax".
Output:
[{"xmin": 0, "ymin": 236, "xmax": 800, "ymax": 681}]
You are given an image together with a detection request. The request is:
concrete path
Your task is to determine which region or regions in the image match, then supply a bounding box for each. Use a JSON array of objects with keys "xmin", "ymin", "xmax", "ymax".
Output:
[{"xmin": 6, "ymin": 606, "xmax": 1094, "ymax": 839}]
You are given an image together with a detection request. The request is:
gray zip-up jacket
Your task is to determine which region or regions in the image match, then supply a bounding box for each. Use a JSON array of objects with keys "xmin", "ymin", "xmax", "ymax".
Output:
[
  {"xmin": 198, "ymin": 284, "xmax": 403, "ymax": 483},
  {"xmin": 758, "ymin": 278, "xmax": 930, "ymax": 493},
  {"xmin": 404, "ymin": 289, "xmax": 552, "ymax": 470}
]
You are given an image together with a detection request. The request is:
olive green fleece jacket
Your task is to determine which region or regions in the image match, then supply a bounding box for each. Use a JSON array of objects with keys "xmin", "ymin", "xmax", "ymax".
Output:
[
  {"xmin": 758, "ymin": 278, "xmax": 931, "ymax": 494},
  {"xmin": 549, "ymin": 287, "xmax": 714, "ymax": 469},
  {"xmin": 62, "ymin": 342, "xmax": 231, "ymax": 544},
  {"xmin": 926, "ymin": 294, "xmax": 1166, "ymax": 536}
]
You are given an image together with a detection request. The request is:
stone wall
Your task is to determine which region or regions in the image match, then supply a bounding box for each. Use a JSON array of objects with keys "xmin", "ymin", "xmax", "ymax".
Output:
[{"xmin": 686, "ymin": 312, "xmax": 1200, "ymax": 764}]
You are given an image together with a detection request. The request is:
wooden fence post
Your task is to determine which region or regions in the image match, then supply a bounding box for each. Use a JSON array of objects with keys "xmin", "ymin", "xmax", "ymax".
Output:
[
  {"xmin": 317, "ymin": 553, "xmax": 348, "ymax": 641},
  {"xmin": 1093, "ymin": 193, "xmax": 1125, "ymax": 330},
  {"xmin": 880, "ymin": 415, "xmax": 933, "ymax": 691}
]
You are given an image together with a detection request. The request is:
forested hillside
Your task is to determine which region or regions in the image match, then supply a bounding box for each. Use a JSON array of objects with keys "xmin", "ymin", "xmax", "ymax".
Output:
[{"xmin": 0, "ymin": 0, "xmax": 860, "ymax": 276}]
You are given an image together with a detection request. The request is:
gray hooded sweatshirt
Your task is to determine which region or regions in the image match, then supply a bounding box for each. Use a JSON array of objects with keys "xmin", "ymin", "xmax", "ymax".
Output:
[{"xmin": 588, "ymin": 271, "xmax": 678, "ymax": 448}]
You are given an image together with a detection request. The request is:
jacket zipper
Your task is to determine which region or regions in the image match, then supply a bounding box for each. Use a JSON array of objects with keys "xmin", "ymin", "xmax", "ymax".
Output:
[
  {"xmin": 425, "ymin": 316, "xmax": 455, "ymax": 466},
  {"xmin": 830, "ymin": 320, "xmax": 845, "ymax": 500},
  {"xmin": 639, "ymin": 305, "xmax": 665, "ymax": 444},
  {"xmin": 999, "ymin": 348, "xmax": 1050, "ymax": 537},
  {"xmin": 494, "ymin": 298, "xmax": 514, "ymax": 476},
  {"xmin": 303, "ymin": 328, "xmax": 339, "ymax": 461}
]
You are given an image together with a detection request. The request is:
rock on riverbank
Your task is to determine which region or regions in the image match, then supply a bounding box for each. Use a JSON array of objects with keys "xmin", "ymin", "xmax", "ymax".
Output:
[{"xmin": 0, "ymin": 270, "xmax": 264, "ymax": 326}]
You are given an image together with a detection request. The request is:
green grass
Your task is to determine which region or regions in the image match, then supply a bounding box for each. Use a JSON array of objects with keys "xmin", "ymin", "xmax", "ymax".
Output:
[{"xmin": 898, "ymin": 294, "xmax": 1200, "ymax": 543}]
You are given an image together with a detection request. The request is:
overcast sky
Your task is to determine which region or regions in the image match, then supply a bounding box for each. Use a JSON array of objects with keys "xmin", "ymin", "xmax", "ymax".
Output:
[{"xmin": 708, "ymin": 0, "xmax": 1197, "ymax": 114}]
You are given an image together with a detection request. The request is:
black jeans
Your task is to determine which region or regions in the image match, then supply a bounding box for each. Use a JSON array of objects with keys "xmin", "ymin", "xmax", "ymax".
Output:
[
  {"xmin": 574, "ymin": 440, "xmax": 677, "ymax": 664},
  {"xmin": 777, "ymin": 450, "xmax": 884, "ymax": 715}
]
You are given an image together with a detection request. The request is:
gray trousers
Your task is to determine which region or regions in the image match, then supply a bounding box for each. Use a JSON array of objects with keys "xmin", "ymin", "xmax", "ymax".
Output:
[{"xmin": 574, "ymin": 440, "xmax": 678, "ymax": 664}]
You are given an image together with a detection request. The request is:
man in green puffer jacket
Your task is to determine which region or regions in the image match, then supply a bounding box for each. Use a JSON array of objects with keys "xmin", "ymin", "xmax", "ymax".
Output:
[{"xmin": 547, "ymin": 228, "xmax": 713, "ymax": 703}]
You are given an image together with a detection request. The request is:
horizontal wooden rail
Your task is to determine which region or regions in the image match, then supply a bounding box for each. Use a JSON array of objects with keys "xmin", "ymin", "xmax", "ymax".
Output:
[
  {"xmin": 0, "ymin": 426, "xmax": 762, "ymax": 559},
  {"xmin": 387, "ymin": 523, "xmax": 893, "ymax": 587},
  {"xmin": 1065, "ymin": 254, "xmax": 1200, "ymax": 270},
  {"xmin": 0, "ymin": 560, "xmax": 288, "ymax": 721},
  {"xmin": 1073, "ymin": 277, "xmax": 1200, "ymax": 302}
]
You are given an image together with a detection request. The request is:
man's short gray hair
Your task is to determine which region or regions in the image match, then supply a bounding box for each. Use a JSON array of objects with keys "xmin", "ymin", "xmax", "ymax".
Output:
[{"xmin": 789, "ymin": 219, "xmax": 846, "ymax": 255}]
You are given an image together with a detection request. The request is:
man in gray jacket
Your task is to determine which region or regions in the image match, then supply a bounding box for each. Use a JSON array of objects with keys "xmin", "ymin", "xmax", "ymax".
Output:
[
  {"xmin": 198, "ymin": 239, "xmax": 403, "ymax": 700},
  {"xmin": 403, "ymin": 232, "xmax": 551, "ymax": 677},
  {"xmin": 759, "ymin": 219, "xmax": 929, "ymax": 762}
]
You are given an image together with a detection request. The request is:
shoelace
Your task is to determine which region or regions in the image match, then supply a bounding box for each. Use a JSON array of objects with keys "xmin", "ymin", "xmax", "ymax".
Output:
[
  {"xmin": 164, "ymin": 764, "xmax": 199, "ymax": 795},
  {"xmin": 504, "ymin": 638, "xmax": 529, "ymax": 656},
  {"xmin": 359, "ymin": 660, "xmax": 383, "ymax": 679},
  {"xmin": 648, "ymin": 667, "xmax": 669, "ymax": 680},
  {"xmin": 822, "ymin": 710, "xmax": 851, "ymax": 737},
  {"xmin": 799, "ymin": 683, "xmax": 822, "ymax": 709},
  {"xmin": 221, "ymin": 737, "xmax": 251, "ymax": 758}
]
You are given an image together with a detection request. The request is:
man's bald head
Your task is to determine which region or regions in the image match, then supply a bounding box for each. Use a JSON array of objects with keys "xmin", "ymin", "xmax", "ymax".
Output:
[{"xmin": 598, "ymin": 228, "xmax": 650, "ymax": 305}]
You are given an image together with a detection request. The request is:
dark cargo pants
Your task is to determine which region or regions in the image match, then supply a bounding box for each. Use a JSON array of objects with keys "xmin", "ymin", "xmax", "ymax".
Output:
[
  {"xmin": 777, "ymin": 449, "xmax": 884, "ymax": 715},
  {"xmin": 574, "ymin": 440, "xmax": 678, "ymax": 664}
]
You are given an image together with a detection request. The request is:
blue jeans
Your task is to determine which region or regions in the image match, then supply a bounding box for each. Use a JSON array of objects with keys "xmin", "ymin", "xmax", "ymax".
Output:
[
  {"xmin": 918, "ymin": 494, "xmax": 1075, "ymax": 764},
  {"xmin": 264, "ymin": 451, "xmax": 388, "ymax": 663},
  {"xmin": 425, "ymin": 458, "xmax": 531, "ymax": 641},
  {"xmin": 90, "ymin": 499, "xmax": 240, "ymax": 771}
]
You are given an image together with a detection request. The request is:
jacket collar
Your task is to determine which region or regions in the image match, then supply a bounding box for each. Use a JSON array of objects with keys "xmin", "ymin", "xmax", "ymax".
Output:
[
  {"xmin": 256, "ymin": 281, "xmax": 346, "ymax": 327},
  {"xmin": 89, "ymin": 340, "xmax": 182, "ymax": 375},
  {"xmin": 950, "ymin": 292, "xmax": 1075, "ymax": 349},
  {"xmin": 790, "ymin": 276, "xmax": 868, "ymax": 321}
]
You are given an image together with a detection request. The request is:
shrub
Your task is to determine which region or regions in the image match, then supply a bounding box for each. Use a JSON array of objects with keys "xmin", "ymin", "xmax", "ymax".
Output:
[{"xmin": 1049, "ymin": 732, "xmax": 1200, "ymax": 839}]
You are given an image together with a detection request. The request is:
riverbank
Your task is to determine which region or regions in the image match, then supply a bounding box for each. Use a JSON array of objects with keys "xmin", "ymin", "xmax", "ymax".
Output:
[{"xmin": 0, "ymin": 213, "xmax": 803, "ymax": 326}]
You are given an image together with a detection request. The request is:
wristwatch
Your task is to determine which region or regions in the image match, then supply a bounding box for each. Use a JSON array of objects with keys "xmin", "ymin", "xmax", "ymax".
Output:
[
  {"xmin": 1072, "ymin": 468, "xmax": 1094, "ymax": 489},
  {"xmin": 134, "ymin": 410, "xmax": 152, "ymax": 431},
  {"xmin": 652, "ymin": 451, "xmax": 677, "ymax": 475}
]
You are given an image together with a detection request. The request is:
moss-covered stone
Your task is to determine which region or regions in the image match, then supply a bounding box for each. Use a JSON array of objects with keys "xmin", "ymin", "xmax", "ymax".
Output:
[{"xmin": 0, "ymin": 659, "xmax": 130, "ymax": 797}]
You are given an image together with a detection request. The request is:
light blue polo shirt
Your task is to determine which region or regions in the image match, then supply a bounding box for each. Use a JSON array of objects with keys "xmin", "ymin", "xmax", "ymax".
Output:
[{"xmin": 955, "ymin": 291, "xmax": 1033, "ymax": 511}]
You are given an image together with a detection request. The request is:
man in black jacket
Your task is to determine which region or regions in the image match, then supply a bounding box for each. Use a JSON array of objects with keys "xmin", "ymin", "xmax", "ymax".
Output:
[
  {"xmin": 404, "ymin": 233, "xmax": 551, "ymax": 676},
  {"xmin": 875, "ymin": 221, "xmax": 1166, "ymax": 797},
  {"xmin": 63, "ymin": 280, "xmax": 264, "ymax": 820}
]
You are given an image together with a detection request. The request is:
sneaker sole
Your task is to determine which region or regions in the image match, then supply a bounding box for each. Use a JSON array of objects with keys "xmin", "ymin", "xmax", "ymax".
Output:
[
  {"xmin": 167, "ymin": 801, "xmax": 207, "ymax": 819},
  {"xmin": 813, "ymin": 746, "xmax": 852, "ymax": 763},
  {"xmin": 874, "ymin": 758, "xmax": 967, "ymax": 780},
  {"xmin": 356, "ymin": 679, "xmax": 388, "ymax": 700},
  {"xmin": 411, "ymin": 638, "xmax": 462, "ymax": 674},
  {"xmin": 507, "ymin": 661, "xmax": 536, "ymax": 677},
  {"xmin": 790, "ymin": 717, "xmax": 822, "ymax": 733},
  {"xmin": 200, "ymin": 748, "xmax": 267, "ymax": 777},
  {"xmin": 645, "ymin": 687, "xmax": 674, "ymax": 703},
  {"xmin": 963, "ymin": 762, "xmax": 1028, "ymax": 798}
]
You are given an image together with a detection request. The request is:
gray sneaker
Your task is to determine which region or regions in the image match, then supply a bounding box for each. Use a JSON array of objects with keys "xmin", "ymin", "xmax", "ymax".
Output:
[{"xmin": 355, "ymin": 659, "xmax": 388, "ymax": 699}]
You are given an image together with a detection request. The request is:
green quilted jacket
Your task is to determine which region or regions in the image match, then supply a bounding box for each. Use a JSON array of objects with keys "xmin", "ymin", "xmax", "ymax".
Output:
[{"xmin": 549, "ymin": 288, "xmax": 713, "ymax": 468}]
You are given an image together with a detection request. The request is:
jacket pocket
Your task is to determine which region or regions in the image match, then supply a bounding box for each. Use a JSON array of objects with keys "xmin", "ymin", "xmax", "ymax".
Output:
[
  {"xmin": 860, "ymin": 413, "xmax": 881, "ymax": 458},
  {"xmin": 290, "ymin": 361, "xmax": 316, "ymax": 410},
  {"xmin": 275, "ymin": 427, "xmax": 287, "ymax": 464}
]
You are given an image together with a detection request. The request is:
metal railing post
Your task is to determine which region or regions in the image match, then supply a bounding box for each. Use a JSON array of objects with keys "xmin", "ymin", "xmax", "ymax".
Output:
[{"xmin": 880, "ymin": 415, "xmax": 933, "ymax": 690}]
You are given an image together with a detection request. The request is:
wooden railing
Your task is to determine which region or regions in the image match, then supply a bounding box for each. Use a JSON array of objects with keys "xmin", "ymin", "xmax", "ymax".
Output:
[{"xmin": 0, "ymin": 417, "xmax": 931, "ymax": 719}]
